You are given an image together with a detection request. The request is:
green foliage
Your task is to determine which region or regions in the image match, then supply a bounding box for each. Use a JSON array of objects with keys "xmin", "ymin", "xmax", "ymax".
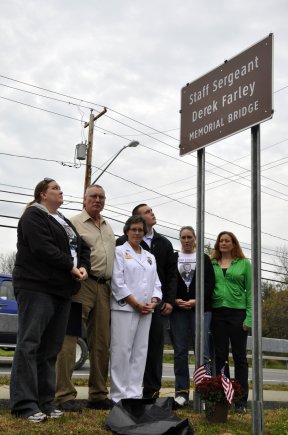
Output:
[
  {"xmin": 276, "ymin": 245, "xmax": 288, "ymax": 287},
  {"xmin": 261, "ymin": 280, "xmax": 277, "ymax": 301},
  {"xmin": 262, "ymin": 289, "xmax": 288, "ymax": 339}
]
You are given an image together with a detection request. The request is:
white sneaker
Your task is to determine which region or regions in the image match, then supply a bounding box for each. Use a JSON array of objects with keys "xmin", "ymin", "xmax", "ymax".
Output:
[
  {"xmin": 175, "ymin": 396, "xmax": 187, "ymax": 407},
  {"xmin": 27, "ymin": 412, "xmax": 47, "ymax": 423},
  {"xmin": 47, "ymin": 409, "xmax": 64, "ymax": 418}
]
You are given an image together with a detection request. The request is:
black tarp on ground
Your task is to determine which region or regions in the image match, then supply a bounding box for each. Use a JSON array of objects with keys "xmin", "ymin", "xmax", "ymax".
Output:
[{"xmin": 105, "ymin": 397, "xmax": 194, "ymax": 435}]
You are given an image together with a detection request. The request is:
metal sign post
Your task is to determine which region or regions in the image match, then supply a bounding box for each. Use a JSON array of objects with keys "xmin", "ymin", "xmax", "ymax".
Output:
[
  {"xmin": 194, "ymin": 147, "xmax": 205, "ymax": 412},
  {"xmin": 251, "ymin": 124, "xmax": 264, "ymax": 434}
]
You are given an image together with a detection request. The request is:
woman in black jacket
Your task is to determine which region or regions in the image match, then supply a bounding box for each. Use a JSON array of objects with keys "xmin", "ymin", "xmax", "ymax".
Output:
[
  {"xmin": 170, "ymin": 226, "xmax": 215, "ymax": 407},
  {"xmin": 10, "ymin": 178, "xmax": 90, "ymax": 423}
]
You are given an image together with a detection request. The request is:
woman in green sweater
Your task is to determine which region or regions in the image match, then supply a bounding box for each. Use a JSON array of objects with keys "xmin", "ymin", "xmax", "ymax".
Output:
[{"xmin": 211, "ymin": 231, "xmax": 251, "ymax": 414}]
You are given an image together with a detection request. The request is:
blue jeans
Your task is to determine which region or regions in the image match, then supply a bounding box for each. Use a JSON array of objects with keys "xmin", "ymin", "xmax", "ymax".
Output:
[
  {"xmin": 170, "ymin": 309, "xmax": 212, "ymax": 400},
  {"xmin": 10, "ymin": 289, "xmax": 71, "ymax": 417}
]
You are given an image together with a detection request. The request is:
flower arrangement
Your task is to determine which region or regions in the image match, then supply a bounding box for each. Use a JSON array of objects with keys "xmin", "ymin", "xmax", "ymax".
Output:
[{"xmin": 195, "ymin": 375, "xmax": 243, "ymax": 404}]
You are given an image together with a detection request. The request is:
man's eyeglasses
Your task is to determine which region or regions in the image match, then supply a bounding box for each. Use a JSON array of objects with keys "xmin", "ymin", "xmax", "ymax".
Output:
[
  {"xmin": 129, "ymin": 228, "xmax": 144, "ymax": 233},
  {"xmin": 88, "ymin": 194, "xmax": 106, "ymax": 201},
  {"xmin": 43, "ymin": 177, "xmax": 54, "ymax": 183}
]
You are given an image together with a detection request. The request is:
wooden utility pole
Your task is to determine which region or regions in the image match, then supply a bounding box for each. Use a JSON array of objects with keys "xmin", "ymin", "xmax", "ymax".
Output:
[{"xmin": 83, "ymin": 107, "xmax": 107, "ymax": 203}]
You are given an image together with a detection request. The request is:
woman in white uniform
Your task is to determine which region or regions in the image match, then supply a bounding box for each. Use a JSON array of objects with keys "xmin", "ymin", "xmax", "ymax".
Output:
[{"xmin": 110, "ymin": 215, "xmax": 162, "ymax": 403}]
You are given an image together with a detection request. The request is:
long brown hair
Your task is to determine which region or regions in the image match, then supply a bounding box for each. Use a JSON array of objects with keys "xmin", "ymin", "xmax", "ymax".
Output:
[
  {"xmin": 27, "ymin": 178, "xmax": 55, "ymax": 207},
  {"xmin": 211, "ymin": 231, "xmax": 245, "ymax": 260}
]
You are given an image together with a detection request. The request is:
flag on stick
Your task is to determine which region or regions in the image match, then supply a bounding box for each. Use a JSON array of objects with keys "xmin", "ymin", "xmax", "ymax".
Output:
[
  {"xmin": 221, "ymin": 366, "xmax": 235, "ymax": 404},
  {"xmin": 193, "ymin": 362, "xmax": 212, "ymax": 385}
]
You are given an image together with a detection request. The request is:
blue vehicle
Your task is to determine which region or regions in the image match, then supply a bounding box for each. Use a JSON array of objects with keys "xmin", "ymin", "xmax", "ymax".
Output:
[
  {"xmin": 0, "ymin": 273, "xmax": 88, "ymax": 369},
  {"xmin": 0, "ymin": 273, "xmax": 17, "ymax": 347}
]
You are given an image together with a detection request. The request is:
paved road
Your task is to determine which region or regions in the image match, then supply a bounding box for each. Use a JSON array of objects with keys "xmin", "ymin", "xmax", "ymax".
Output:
[{"xmin": 1, "ymin": 357, "xmax": 286, "ymax": 384}]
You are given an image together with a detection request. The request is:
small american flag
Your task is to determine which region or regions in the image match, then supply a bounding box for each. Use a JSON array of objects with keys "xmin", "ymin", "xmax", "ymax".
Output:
[
  {"xmin": 221, "ymin": 366, "xmax": 235, "ymax": 404},
  {"xmin": 193, "ymin": 362, "xmax": 212, "ymax": 385}
]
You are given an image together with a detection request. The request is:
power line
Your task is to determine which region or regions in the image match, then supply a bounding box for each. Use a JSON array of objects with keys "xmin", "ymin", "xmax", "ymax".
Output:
[
  {"xmin": 0, "ymin": 82, "xmax": 93, "ymax": 112},
  {"xmin": 1, "ymin": 198, "xmax": 288, "ymax": 261},
  {"xmin": 1, "ymin": 77, "xmax": 288, "ymax": 206},
  {"xmin": 0, "ymin": 77, "xmax": 287, "ymax": 240},
  {"xmin": 1, "ymin": 73, "xmax": 287, "ymax": 193},
  {"xmin": 1, "ymin": 174, "xmax": 288, "ymax": 244},
  {"xmin": 1, "ymin": 174, "xmax": 288, "ymax": 247},
  {"xmin": 0, "ymin": 152, "xmax": 77, "ymax": 168},
  {"xmin": 0, "ymin": 95, "xmax": 82, "ymax": 123},
  {"xmin": 0, "ymin": 224, "xmax": 17, "ymax": 229},
  {"xmin": 95, "ymin": 124, "xmax": 288, "ymax": 208},
  {"xmin": 0, "ymin": 143, "xmax": 287, "ymax": 213},
  {"xmin": 2, "ymin": 183, "xmax": 283, "ymax": 256},
  {"xmin": 1, "ymin": 72, "xmax": 287, "ymax": 138},
  {"xmin": 0, "ymin": 214, "xmax": 285, "ymax": 269}
]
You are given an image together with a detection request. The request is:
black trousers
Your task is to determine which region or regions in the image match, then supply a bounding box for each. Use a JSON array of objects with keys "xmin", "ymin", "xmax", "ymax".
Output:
[
  {"xmin": 10, "ymin": 289, "xmax": 71, "ymax": 417},
  {"xmin": 211, "ymin": 307, "xmax": 249, "ymax": 404},
  {"xmin": 143, "ymin": 305, "xmax": 165, "ymax": 398}
]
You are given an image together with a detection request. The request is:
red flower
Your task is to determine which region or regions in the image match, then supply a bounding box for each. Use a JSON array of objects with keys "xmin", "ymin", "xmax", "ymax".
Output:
[{"xmin": 195, "ymin": 376, "xmax": 243, "ymax": 404}]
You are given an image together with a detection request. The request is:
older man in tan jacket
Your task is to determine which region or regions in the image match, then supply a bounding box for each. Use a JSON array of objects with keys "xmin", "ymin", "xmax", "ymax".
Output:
[{"xmin": 55, "ymin": 185, "xmax": 115, "ymax": 411}]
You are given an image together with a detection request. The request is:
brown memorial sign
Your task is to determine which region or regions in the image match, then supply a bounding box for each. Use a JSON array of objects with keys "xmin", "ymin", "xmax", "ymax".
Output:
[{"xmin": 180, "ymin": 34, "xmax": 273, "ymax": 156}]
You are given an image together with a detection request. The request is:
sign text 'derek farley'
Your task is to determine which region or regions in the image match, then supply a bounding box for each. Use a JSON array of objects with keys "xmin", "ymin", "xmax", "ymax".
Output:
[{"xmin": 180, "ymin": 34, "xmax": 273, "ymax": 155}]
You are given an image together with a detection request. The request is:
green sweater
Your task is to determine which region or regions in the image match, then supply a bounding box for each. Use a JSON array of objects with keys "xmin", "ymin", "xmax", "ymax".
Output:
[{"xmin": 211, "ymin": 257, "xmax": 252, "ymax": 328}]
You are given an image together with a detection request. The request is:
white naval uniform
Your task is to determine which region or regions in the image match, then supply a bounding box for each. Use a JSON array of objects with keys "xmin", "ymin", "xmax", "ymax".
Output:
[{"xmin": 110, "ymin": 241, "xmax": 162, "ymax": 403}]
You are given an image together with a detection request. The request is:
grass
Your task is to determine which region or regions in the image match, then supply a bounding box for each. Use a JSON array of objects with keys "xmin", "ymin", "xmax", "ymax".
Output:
[
  {"xmin": 0, "ymin": 407, "xmax": 287, "ymax": 434},
  {"xmin": 0, "ymin": 349, "xmax": 14, "ymax": 357},
  {"xmin": 1, "ymin": 349, "xmax": 287, "ymax": 433}
]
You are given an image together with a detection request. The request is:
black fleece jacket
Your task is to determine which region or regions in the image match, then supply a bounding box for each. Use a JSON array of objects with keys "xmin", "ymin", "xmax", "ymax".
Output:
[
  {"xmin": 116, "ymin": 230, "xmax": 177, "ymax": 305},
  {"xmin": 13, "ymin": 206, "xmax": 90, "ymax": 299}
]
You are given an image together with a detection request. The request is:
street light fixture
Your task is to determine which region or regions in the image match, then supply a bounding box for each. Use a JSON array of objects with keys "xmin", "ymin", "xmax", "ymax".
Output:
[{"xmin": 91, "ymin": 140, "xmax": 140, "ymax": 185}]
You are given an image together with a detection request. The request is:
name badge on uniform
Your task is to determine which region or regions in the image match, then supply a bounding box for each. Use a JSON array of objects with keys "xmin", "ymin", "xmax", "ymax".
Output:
[
  {"xmin": 147, "ymin": 257, "xmax": 152, "ymax": 265},
  {"xmin": 118, "ymin": 298, "xmax": 127, "ymax": 307},
  {"xmin": 124, "ymin": 252, "xmax": 133, "ymax": 259}
]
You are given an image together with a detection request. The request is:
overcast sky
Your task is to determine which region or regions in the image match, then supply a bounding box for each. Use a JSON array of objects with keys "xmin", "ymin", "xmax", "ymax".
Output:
[{"xmin": 0, "ymin": 0, "xmax": 287, "ymax": 283}]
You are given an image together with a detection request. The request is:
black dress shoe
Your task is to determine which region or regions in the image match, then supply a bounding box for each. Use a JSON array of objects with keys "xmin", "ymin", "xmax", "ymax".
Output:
[
  {"xmin": 59, "ymin": 400, "xmax": 82, "ymax": 413},
  {"xmin": 87, "ymin": 398, "xmax": 112, "ymax": 410}
]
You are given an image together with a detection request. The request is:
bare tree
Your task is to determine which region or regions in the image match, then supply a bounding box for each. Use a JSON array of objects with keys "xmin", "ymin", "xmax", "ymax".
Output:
[
  {"xmin": 204, "ymin": 242, "xmax": 213, "ymax": 257},
  {"xmin": 0, "ymin": 252, "xmax": 16, "ymax": 274},
  {"xmin": 275, "ymin": 245, "xmax": 288, "ymax": 287}
]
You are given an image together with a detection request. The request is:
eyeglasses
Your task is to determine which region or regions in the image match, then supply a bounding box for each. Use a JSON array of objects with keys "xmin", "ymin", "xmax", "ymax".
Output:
[
  {"xmin": 128, "ymin": 228, "xmax": 144, "ymax": 233},
  {"xmin": 43, "ymin": 177, "xmax": 54, "ymax": 183},
  {"xmin": 88, "ymin": 194, "xmax": 106, "ymax": 201}
]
